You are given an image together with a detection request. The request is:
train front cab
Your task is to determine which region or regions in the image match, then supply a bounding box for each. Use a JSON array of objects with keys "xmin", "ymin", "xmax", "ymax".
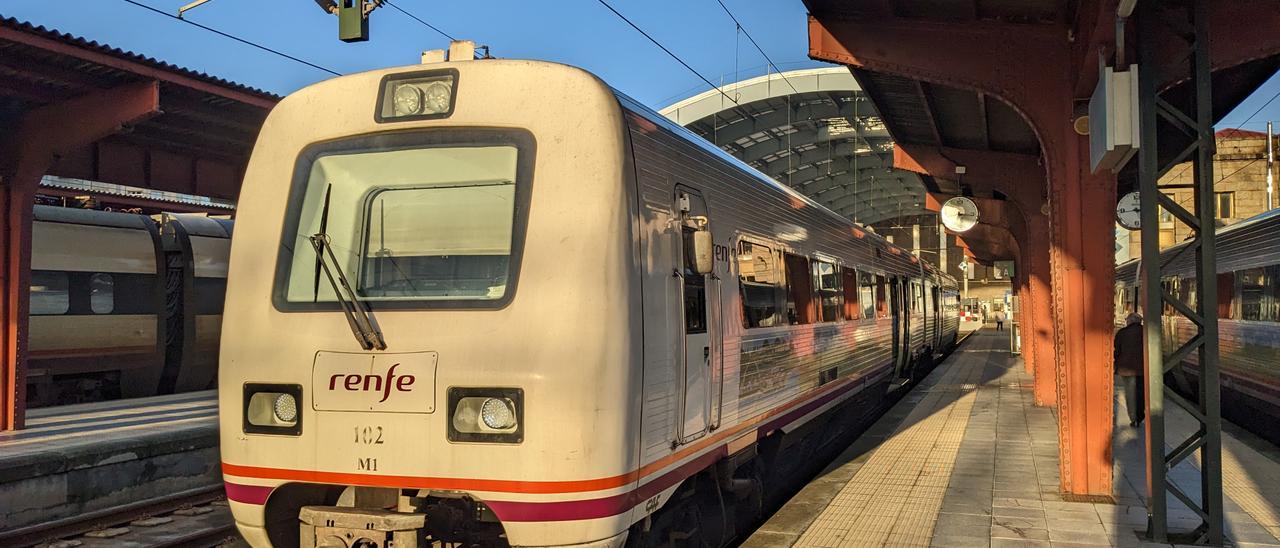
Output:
[{"xmin": 219, "ymin": 60, "xmax": 642, "ymax": 548}]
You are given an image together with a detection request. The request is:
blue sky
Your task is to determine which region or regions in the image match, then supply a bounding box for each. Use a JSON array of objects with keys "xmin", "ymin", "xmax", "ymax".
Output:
[
  {"xmin": 2, "ymin": 0, "xmax": 1277, "ymax": 125},
  {"xmin": 1, "ymin": 0, "xmax": 826, "ymax": 108}
]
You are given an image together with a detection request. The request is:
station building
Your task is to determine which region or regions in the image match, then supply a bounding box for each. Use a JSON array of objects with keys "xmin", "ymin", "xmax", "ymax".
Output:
[{"xmin": 1118, "ymin": 128, "xmax": 1279, "ymax": 261}]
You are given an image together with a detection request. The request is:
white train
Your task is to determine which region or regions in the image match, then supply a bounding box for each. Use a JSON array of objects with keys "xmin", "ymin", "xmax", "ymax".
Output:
[
  {"xmin": 27, "ymin": 206, "xmax": 231, "ymax": 405},
  {"xmin": 218, "ymin": 52, "xmax": 960, "ymax": 548}
]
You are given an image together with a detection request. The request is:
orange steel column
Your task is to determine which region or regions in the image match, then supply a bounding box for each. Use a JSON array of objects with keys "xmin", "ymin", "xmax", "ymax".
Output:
[
  {"xmin": 1046, "ymin": 124, "xmax": 1118, "ymax": 494},
  {"xmin": 0, "ymin": 172, "xmax": 35, "ymax": 432},
  {"xmin": 0, "ymin": 81, "xmax": 159, "ymax": 430},
  {"xmin": 1022, "ymin": 215, "xmax": 1057, "ymax": 407},
  {"xmin": 810, "ymin": 15, "xmax": 1113, "ymax": 495}
]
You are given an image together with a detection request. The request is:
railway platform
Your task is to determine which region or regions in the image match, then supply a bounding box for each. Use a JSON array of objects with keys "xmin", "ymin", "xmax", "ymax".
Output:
[
  {"xmin": 0, "ymin": 390, "xmax": 222, "ymax": 541},
  {"xmin": 744, "ymin": 329, "xmax": 1280, "ymax": 548}
]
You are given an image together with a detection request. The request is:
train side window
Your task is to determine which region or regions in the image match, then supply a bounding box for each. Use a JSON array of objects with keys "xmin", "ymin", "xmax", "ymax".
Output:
[
  {"xmin": 875, "ymin": 275, "xmax": 888, "ymax": 318},
  {"xmin": 1237, "ymin": 268, "xmax": 1273, "ymax": 321},
  {"xmin": 784, "ymin": 253, "xmax": 814, "ymax": 325},
  {"xmin": 738, "ymin": 240, "xmax": 783, "ymax": 328},
  {"xmin": 681, "ymin": 227, "xmax": 707, "ymax": 334},
  {"xmin": 859, "ymin": 271, "xmax": 876, "ymax": 319},
  {"xmin": 812, "ymin": 260, "xmax": 842, "ymax": 322},
  {"xmin": 841, "ymin": 267, "xmax": 859, "ymax": 320},
  {"xmin": 1160, "ymin": 276, "xmax": 1179, "ymax": 316},
  {"xmin": 1179, "ymin": 279, "xmax": 1197, "ymax": 312},
  {"xmin": 1269, "ymin": 265, "xmax": 1280, "ymax": 322},
  {"xmin": 30, "ymin": 271, "xmax": 69, "ymax": 315},
  {"xmin": 90, "ymin": 273, "xmax": 114, "ymax": 314},
  {"xmin": 1233, "ymin": 268, "xmax": 1264, "ymax": 321},
  {"xmin": 1217, "ymin": 272, "xmax": 1234, "ymax": 319}
]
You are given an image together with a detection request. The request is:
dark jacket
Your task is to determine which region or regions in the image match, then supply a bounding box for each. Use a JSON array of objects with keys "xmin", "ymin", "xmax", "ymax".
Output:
[{"xmin": 1113, "ymin": 322, "xmax": 1143, "ymax": 377}]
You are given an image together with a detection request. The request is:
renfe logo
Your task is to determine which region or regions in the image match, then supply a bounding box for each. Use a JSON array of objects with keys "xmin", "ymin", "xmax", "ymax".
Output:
[
  {"xmin": 313, "ymin": 351, "xmax": 436, "ymax": 413},
  {"xmin": 329, "ymin": 363, "xmax": 416, "ymax": 403}
]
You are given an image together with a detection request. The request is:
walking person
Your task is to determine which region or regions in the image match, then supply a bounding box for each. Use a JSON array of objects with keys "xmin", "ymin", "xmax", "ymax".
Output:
[
  {"xmin": 994, "ymin": 310, "xmax": 1005, "ymax": 331},
  {"xmin": 1114, "ymin": 313, "xmax": 1145, "ymax": 427}
]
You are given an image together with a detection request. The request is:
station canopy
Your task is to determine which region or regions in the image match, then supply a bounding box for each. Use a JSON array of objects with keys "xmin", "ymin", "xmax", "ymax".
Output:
[
  {"xmin": 0, "ymin": 16, "xmax": 278, "ymax": 203},
  {"xmin": 661, "ymin": 68, "xmax": 931, "ymax": 226}
]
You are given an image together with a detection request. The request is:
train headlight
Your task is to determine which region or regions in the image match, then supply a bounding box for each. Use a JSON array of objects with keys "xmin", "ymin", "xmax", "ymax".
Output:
[
  {"xmin": 480, "ymin": 398, "xmax": 517, "ymax": 429},
  {"xmin": 376, "ymin": 69, "xmax": 457, "ymax": 122},
  {"xmin": 448, "ymin": 387, "xmax": 523, "ymax": 443},
  {"xmin": 244, "ymin": 384, "xmax": 303, "ymax": 436},
  {"xmin": 392, "ymin": 84, "xmax": 424, "ymax": 116},
  {"xmin": 273, "ymin": 393, "xmax": 298, "ymax": 423}
]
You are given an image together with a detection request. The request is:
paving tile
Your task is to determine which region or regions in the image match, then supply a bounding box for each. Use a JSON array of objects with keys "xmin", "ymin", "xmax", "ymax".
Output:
[
  {"xmin": 994, "ymin": 498, "xmax": 1045, "ymax": 510},
  {"xmin": 994, "ymin": 516, "xmax": 1049, "ymax": 530},
  {"xmin": 1044, "ymin": 519, "xmax": 1106, "ymax": 534},
  {"xmin": 991, "ymin": 524, "xmax": 1050, "ymax": 541},
  {"xmin": 932, "ymin": 522, "xmax": 992, "ymax": 539},
  {"xmin": 994, "ymin": 507, "xmax": 1048, "ymax": 520},
  {"xmin": 1228, "ymin": 527, "xmax": 1280, "ymax": 544},
  {"xmin": 930, "ymin": 535, "xmax": 992, "ymax": 548},
  {"xmin": 990, "ymin": 539, "xmax": 1052, "ymax": 548},
  {"xmin": 936, "ymin": 512, "xmax": 994, "ymax": 527},
  {"xmin": 1046, "ymin": 529, "xmax": 1112, "ymax": 544},
  {"xmin": 739, "ymin": 530, "xmax": 798, "ymax": 548}
]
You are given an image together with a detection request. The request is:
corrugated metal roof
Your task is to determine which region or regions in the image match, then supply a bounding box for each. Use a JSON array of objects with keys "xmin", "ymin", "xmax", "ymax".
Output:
[{"xmin": 0, "ymin": 16, "xmax": 279, "ymax": 101}]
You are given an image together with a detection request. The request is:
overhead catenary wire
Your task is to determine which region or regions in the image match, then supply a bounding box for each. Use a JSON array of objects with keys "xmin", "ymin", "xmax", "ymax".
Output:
[
  {"xmin": 596, "ymin": 0, "xmax": 738, "ymax": 106},
  {"xmin": 711, "ymin": 0, "xmax": 798, "ymax": 95},
  {"xmin": 382, "ymin": 0, "xmax": 456, "ymax": 42},
  {"xmin": 1151, "ymin": 85, "xmax": 1280, "ymax": 190},
  {"xmin": 1209, "ymin": 88, "xmax": 1280, "ymax": 184},
  {"xmin": 118, "ymin": 0, "xmax": 341, "ymax": 76},
  {"xmin": 1198, "ymin": 87, "xmax": 1280, "ymax": 185}
]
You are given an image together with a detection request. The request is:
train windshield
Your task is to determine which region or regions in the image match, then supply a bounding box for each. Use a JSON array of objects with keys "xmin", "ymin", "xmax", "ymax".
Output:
[{"xmin": 281, "ymin": 143, "xmax": 520, "ymax": 305}]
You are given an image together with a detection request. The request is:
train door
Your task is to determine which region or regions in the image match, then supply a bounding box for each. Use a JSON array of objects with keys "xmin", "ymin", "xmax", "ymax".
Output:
[
  {"xmin": 890, "ymin": 276, "xmax": 909, "ymax": 379},
  {"xmin": 675, "ymin": 187, "xmax": 718, "ymax": 443},
  {"xmin": 936, "ymin": 284, "xmax": 947, "ymax": 348},
  {"xmin": 926, "ymin": 280, "xmax": 936, "ymax": 348}
]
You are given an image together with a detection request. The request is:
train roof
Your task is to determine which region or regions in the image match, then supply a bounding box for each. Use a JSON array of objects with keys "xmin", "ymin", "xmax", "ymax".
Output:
[
  {"xmin": 1116, "ymin": 206, "xmax": 1280, "ymax": 278},
  {"xmin": 611, "ymin": 89, "xmax": 954, "ymax": 285},
  {"xmin": 162, "ymin": 212, "xmax": 234, "ymax": 239},
  {"xmin": 33, "ymin": 204, "xmax": 153, "ymax": 231}
]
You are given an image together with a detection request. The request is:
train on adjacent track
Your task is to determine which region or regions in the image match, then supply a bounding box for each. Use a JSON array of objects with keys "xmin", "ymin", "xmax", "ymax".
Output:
[
  {"xmin": 1116, "ymin": 207, "xmax": 1280, "ymax": 446},
  {"xmin": 27, "ymin": 205, "xmax": 232, "ymax": 407},
  {"xmin": 218, "ymin": 50, "xmax": 960, "ymax": 548}
]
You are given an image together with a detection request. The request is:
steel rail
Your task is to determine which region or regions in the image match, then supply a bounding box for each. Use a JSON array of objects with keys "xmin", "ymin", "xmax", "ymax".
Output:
[{"xmin": 0, "ymin": 484, "xmax": 227, "ymax": 547}]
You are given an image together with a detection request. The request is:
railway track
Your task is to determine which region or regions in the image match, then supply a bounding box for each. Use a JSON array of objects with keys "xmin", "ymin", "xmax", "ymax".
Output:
[{"xmin": 1, "ymin": 484, "xmax": 242, "ymax": 548}]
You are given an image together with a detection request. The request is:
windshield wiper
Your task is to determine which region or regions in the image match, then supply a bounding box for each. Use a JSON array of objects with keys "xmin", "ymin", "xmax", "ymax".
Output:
[{"xmin": 309, "ymin": 233, "xmax": 387, "ymax": 351}]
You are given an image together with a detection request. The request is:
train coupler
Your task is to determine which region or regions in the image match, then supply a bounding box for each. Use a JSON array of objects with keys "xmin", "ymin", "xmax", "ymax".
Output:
[{"xmin": 299, "ymin": 505, "xmax": 426, "ymax": 548}]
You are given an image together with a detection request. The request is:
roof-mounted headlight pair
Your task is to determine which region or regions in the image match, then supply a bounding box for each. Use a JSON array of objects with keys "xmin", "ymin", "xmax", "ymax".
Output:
[{"xmin": 376, "ymin": 69, "xmax": 457, "ymax": 122}]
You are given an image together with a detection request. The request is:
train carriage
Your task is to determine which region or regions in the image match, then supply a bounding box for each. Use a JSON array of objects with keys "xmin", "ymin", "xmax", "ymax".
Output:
[
  {"xmin": 218, "ymin": 50, "xmax": 958, "ymax": 548},
  {"xmin": 1116, "ymin": 208, "xmax": 1280, "ymax": 446},
  {"xmin": 27, "ymin": 205, "xmax": 167, "ymax": 405},
  {"xmin": 25, "ymin": 206, "xmax": 233, "ymax": 406}
]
